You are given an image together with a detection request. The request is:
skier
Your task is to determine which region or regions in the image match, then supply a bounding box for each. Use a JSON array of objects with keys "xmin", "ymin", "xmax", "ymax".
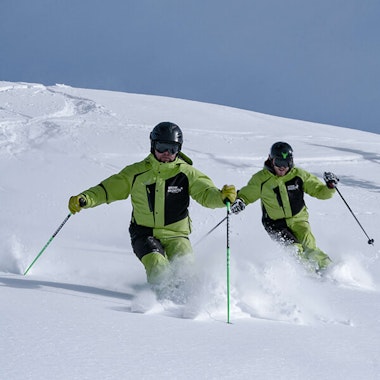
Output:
[
  {"xmin": 231, "ymin": 141, "xmax": 339, "ymax": 273},
  {"xmin": 68, "ymin": 122, "xmax": 236, "ymax": 284}
]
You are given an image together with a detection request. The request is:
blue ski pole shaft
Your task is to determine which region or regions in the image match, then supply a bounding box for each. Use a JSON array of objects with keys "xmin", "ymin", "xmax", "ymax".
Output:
[
  {"xmin": 24, "ymin": 213, "xmax": 72, "ymax": 275},
  {"xmin": 226, "ymin": 201, "xmax": 231, "ymax": 324}
]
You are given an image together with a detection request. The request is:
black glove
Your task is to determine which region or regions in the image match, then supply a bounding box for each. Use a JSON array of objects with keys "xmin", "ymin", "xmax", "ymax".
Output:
[
  {"xmin": 323, "ymin": 172, "xmax": 339, "ymax": 189},
  {"xmin": 231, "ymin": 199, "xmax": 246, "ymax": 214}
]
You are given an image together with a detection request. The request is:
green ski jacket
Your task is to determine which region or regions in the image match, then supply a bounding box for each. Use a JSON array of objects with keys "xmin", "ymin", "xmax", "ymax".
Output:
[
  {"xmin": 237, "ymin": 165, "xmax": 335, "ymax": 222},
  {"xmin": 81, "ymin": 153, "xmax": 225, "ymax": 239}
]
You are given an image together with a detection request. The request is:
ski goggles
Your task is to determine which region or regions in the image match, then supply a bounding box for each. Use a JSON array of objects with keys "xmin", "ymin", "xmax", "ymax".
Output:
[
  {"xmin": 154, "ymin": 141, "xmax": 180, "ymax": 154},
  {"xmin": 273, "ymin": 157, "xmax": 291, "ymax": 168}
]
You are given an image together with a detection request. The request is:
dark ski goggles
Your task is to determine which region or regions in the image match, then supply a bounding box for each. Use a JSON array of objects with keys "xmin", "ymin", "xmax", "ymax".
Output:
[
  {"xmin": 154, "ymin": 141, "xmax": 180, "ymax": 154},
  {"xmin": 273, "ymin": 157, "xmax": 291, "ymax": 168}
]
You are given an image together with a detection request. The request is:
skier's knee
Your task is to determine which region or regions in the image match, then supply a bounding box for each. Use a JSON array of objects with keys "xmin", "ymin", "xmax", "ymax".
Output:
[{"xmin": 141, "ymin": 252, "xmax": 170, "ymax": 284}]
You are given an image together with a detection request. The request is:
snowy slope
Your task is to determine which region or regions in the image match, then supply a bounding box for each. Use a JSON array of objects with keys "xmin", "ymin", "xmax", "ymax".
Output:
[{"xmin": 1, "ymin": 82, "xmax": 380, "ymax": 380}]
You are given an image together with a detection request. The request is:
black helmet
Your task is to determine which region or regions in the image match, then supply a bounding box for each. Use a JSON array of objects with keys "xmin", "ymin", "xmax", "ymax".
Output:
[
  {"xmin": 269, "ymin": 141, "xmax": 294, "ymax": 168},
  {"xmin": 150, "ymin": 122, "xmax": 183, "ymax": 153}
]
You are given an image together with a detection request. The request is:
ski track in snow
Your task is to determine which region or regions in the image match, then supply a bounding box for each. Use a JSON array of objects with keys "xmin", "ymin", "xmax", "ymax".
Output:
[{"xmin": 0, "ymin": 83, "xmax": 116, "ymax": 155}]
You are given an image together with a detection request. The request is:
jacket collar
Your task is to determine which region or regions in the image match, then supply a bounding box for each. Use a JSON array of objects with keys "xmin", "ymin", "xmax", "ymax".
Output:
[{"xmin": 147, "ymin": 153, "xmax": 180, "ymax": 170}]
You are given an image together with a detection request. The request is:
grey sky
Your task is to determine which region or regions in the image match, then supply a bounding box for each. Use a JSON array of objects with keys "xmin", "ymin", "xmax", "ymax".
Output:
[{"xmin": 1, "ymin": 0, "xmax": 379, "ymax": 134}]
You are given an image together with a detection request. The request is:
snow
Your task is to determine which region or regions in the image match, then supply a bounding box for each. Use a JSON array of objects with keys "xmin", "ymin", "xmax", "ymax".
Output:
[{"xmin": 1, "ymin": 81, "xmax": 380, "ymax": 380}]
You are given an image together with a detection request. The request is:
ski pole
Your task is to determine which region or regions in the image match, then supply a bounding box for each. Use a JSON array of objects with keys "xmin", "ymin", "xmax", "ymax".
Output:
[
  {"xmin": 193, "ymin": 216, "xmax": 227, "ymax": 247},
  {"xmin": 24, "ymin": 213, "xmax": 72, "ymax": 275},
  {"xmin": 335, "ymin": 186, "xmax": 374, "ymax": 245},
  {"xmin": 225, "ymin": 201, "xmax": 231, "ymax": 324}
]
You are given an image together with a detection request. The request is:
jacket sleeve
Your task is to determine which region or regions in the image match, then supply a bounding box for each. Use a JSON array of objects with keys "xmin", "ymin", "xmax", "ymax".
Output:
[
  {"xmin": 81, "ymin": 167, "xmax": 134, "ymax": 208},
  {"xmin": 187, "ymin": 168, "xmax": 225, "ymax": 209},
  {"xmin": 301, "ymin": 169, "xmax": 335, "ymax": 199},
  {"xmin": 237, "ymin": 170, "xmax": 267, "ymax": 205}
]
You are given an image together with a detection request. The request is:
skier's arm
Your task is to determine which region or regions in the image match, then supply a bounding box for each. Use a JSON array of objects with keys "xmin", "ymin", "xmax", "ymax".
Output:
[
  {"xmin": 302, "ymin": 170, "xmax": 336, "ymax": 199},
  {"xmin": 68, "ymin": 166, "xmax": 134, "ymax": 213},
  {"xmin": 235, "ymin": 171, "xmax": 265, "ymax": 205},
  {"xmin": 188, "ymin": 167, "xmax": 232, "ymax": 208}
]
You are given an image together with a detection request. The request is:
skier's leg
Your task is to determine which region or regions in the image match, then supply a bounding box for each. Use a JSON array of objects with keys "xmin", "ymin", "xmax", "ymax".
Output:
[
  {"xmin": 162, "ymin": 237, "xmax": 193, "ymax": 262},
  {"xmin": 161, "ymin": 237, "xmax": 194, "ymax": 277},
  {"xmin": 263, "ymin": 216, "xmax": 300, "ymax": 246},
  {"xmin": 141, "ymin": 252, "xmax": 170, "ymax": 284},
  {"xmin": 132, "ymin": 235, "xmax": 170, "ymax": 284},
  {"xmin": 290, "ymin": 221, "xmax": 332, "ymax": 270},
  {"xmin": 153, "ymin": 237, "xmax": 195, "ymax": 287}
]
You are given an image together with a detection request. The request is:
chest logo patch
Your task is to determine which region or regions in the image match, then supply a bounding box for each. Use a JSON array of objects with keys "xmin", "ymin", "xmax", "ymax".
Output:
[
  {"xmin": 287, "ymin": 184, "xmax": 299, "ymax": 191},
  {"xmin": 168, "ymin": 186, "xmax": 183, "ymax": 194}
]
